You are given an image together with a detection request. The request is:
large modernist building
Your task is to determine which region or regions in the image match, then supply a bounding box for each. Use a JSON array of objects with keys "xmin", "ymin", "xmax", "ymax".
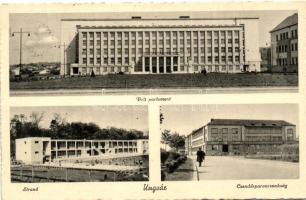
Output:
[
  {"xmin": 60, "ymin": 15, "xmax": 260, "ymax": 76},
  {"xmin": 15, "ymin": 137, "xmax": 149, "ymax": 164},
  {"xmin": 185, "ymin": 119, "xmax": 297, "ymax": 156},
  {"xmin": 270, "ymin": 13, "xmax": 298, "ymax": 72}
]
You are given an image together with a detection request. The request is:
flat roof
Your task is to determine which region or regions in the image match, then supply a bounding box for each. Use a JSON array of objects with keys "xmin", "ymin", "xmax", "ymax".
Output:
[
  {"xmin": 207, "ymin": 119, "xmax": 295, "ymax": 127},
  {"xmin": 61, "ymin": 17, "xmax": 259, "ymax": 21}
]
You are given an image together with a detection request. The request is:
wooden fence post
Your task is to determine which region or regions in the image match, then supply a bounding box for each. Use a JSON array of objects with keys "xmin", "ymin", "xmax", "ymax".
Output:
[
  {"xmin": 88, "ymin": 169, "xmax": 91, "ymax": 182},
  {"xmin": 47, "ymin": 166, "xmax": 50, "ymax": 182},
  {"xmin": 65, "ymin": 168, "xmax": 68, "ymax": 182},
  {"xmin": 20, "ymin": 165, "xmax": 23, "ymax": 180},
  {"xmin": 31, "ymin": 166, "xmax": 34, "ymax": 182}
]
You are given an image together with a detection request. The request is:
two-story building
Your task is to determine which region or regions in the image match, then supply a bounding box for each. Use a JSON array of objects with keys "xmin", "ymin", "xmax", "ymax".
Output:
[
  {"xmin": 15, "ymin": 137, "xmax": 149, "ymax": 164},
  {"xmin": 185, "ymin": 119, "xmax": 297, "ymax": 156}
]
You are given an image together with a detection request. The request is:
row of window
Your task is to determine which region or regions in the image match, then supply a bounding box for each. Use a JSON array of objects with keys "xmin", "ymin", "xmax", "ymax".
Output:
[
  {"xmin": 277, "ymin": 43, "xmax": 298, "ymax": 53},
  {"xmin": 82, "ymin": 46, "xmax": 241, "ymax": 55},
  {"xmin": 82, "ymin": 55, "xmax": 241, "ymax": 65},
  {"xmin": 277, "ymin": 57, "xmax": 298, "ymax": 66},
  {"xmin": 74, "ymin": 65, "xmax": 242, "ymax": 74},
  {"xmin": 83, "ymin": 38, "xmax": 240, "ymax": 46},
  {"xmin": 211, "ymin": 128, "xmax": 239, "ymax": 135},
  {"xmin": 275, "ymin": 29, "xmax": 297, "ymax": 41},
  {"xmin": 82, "ymin": 30, "xmax": 240, "ymax": 40}
]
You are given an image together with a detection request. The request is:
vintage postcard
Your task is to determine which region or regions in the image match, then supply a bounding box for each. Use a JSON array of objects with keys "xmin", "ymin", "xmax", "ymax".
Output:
[
  {"xmin": 1, "ymin": 2, "xmax": 306, "ymax": 200},
  {"xmin": 8, "ymin": 8, "xmax": 299, "ymax": 96}
]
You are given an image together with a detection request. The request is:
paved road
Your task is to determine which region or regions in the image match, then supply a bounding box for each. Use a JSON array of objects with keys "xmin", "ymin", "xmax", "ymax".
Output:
[
  {"xmin": 10, "ymin": 87, "xmax": 298, "ymax": 96},
  {"xmin": 191, "ymin": 156, "xmax": 299, "ymax": 180}
]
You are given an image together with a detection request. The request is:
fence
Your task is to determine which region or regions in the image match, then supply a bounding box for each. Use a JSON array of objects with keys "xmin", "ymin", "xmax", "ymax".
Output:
[{"xmin": 11, "ymin": 165, "xmax": 147, "ymax": 183}]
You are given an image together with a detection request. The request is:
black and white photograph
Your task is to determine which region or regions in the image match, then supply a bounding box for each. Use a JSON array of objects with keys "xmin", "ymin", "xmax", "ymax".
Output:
[
  {"xmin": 10, "ymin": 105, "xmax": 149, "ymax": 182},
  {"xmin": 160, "ymin": 104, "xmax": 299, "ymax": 181},
  {"xmin": 9, "ymin": 10, "xmax": 298, "ymax": 96}
]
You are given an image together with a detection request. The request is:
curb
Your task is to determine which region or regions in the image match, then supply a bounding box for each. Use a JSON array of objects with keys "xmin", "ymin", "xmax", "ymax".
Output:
[{"xmin": 190, "ymin": 157, "xmax": 199, "ymax": 181}]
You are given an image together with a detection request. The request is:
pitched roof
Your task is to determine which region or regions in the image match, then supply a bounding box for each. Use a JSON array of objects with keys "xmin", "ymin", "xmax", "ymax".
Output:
[
  {"xmin": 271, "ymin": 13, "xmax": 298, "ymax": 33},
  {"xmin": 207, "ymin": 119, "xmax": 295, "ymax": 127}
]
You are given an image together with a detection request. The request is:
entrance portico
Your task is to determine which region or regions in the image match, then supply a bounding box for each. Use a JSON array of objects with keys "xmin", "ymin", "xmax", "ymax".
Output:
[{"xmin": 142, "ymin": 52, "xmax": 179, "ymax": 74}]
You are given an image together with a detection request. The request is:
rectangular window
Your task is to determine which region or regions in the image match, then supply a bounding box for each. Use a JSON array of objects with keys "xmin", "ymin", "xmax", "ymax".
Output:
[
  {"xmin": 35, "ymin": 141, "xmax": 39, "ymax": 144},
  {"xmin": 90, "ymin": 58, "xmax": 94, "ymax": 64},
  {"xmin": 124, "ymin": 57, "xmax": 129, "ymax": 64},
  {"xmin": 214, "ymin": 47, "xmax": 219, "ymax": 53},
  {"xmin": 235, "ymin": 56, "xmax": 240, "ymax": 62},
  {"xmin": 208, "ymin": 56, "xmax": 212, "ymax": 62},
  {"xmin": 117, "ymin": 57, "xmax": 122, "ymax": 64},
  {"xmin": 110, "ymin": 57, "xmax": 115, "ymax": 64},
  {"xmin": 35, "ymin": 151, "xmax": 39, "ymax": 154},
  {"xmin": 212, "ymin": 128, "xmax": 218, "ymax": 134},
  {"xmin": 222, "ymin": 128, "xmax": 228, "ymax": 134},
  {"xmin": 228, "ymin": 47, "xmax": 233, "ymax": 52},
  {"xmin": 96, "ymin": 57, "xmax": 101, "ymax": 64},
  {"xmin": 214, "ymin": 56, "xmax": 219, "ymax": 63}
]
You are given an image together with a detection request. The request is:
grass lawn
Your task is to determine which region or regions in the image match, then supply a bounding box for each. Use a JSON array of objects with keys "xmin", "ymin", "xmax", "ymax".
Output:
[
  {"xmin": 164, "ymin": 158, "xmax": 194, "ymax": 181},
  {"xmin": 10, "ymin": 73, "xmax": 298, "ymax": 90}
]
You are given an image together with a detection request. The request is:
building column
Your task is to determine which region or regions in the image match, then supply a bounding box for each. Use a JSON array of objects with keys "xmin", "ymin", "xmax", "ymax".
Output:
[
  {"xmin": 204, "ymin": 31, "xmax": 208, "ymax": 65},
  {"xmin": 170, "ymin": 56, "xmax": 174, "ymax": 72},
  {"xmin": 177, "ymin": 31, "xmax": 180, "ymax": 72},
  {"xmin": 87, "ymin": 32, "xmax": 90, "ymax": 67},
  {"xmin": 232, "ymin": 30, "xmax": 235, "ymax": 67},
  {"xmin": 142, "ymin": 56, "xmax": 145, "ymax": 72},
  {"xmin": 156, "ymin": 56, "xmax": 159, "ymax": 73},
  {"xmin": 163, "ymin": 56, "xmax": 166, "ymax": 73},
  {"xmin": 212, "ymin": 30, "xmax": 215, "ymax": 67},
  {"xmin": 149, "ymin": 31, "xmax": 152, "ymax": 73},
  {"xmin": 93, "ymin": 32, "xmax": 97, "ymax": 66},
  {"xmin": 156, "ymin": 31, "xmax": 160, "ymax": 73},
  {"xmin": 198, "ymin": 31, "xmax": 201, "ymax": 66},
  {"xmin": 107, "ymin": 32, "xmax": 111, "ymax": 67},
  {"xmin": 128, "ymin": 32, "xmax": 132, "ymax": 68},
  {"xmin": 135, "ymin": 31, "xmax": 138, "ymax": 72},
  {"xmin": 184, "ymin": 31, "xmax": 187, "ymax": 72},
  {"xmin": 114, "ymin": 31, "xmax": 117, "ymax": 68},
  {"xmin": 142, "ymin": 31, "xmax": 145, "ymax": 72}
]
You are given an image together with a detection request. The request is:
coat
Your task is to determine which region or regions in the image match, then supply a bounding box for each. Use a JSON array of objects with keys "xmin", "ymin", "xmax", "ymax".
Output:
[{"xmin": 196, "ymin": 150, "xmax": 205, "ymax": 162}]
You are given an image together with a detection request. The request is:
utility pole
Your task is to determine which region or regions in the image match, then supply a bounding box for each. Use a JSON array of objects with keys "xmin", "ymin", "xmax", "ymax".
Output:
[{"xmin": 12, "ymin": 28, "xmax": 30, "ymax": 75}]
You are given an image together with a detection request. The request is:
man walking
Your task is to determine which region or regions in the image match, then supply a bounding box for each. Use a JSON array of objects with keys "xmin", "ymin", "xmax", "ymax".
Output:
[{"xmin": 196, "ymin": 148, "xmax": 205, "ymax": 167}]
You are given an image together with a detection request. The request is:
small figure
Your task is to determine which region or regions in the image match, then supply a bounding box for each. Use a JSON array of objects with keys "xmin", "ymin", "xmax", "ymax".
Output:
[{"xmin": 196, "ymin": 148, "xmax": 206, "ymax": 167}]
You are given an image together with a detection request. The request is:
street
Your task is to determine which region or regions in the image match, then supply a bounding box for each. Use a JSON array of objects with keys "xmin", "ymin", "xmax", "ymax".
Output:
[{"xmin": 191, "ymin": 156, "xmax": 299, "ymax": 180}]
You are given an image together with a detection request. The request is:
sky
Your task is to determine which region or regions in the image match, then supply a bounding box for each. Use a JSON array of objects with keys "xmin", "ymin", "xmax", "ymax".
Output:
[
  {"xmin": 10, "ymin": 105, "xmax": 148, "ymax": 132},
  {"xmin": 161, "ymin": 104, "xmax": 299, "ymax": 136},
  {"xmin": 9, "ymin": 10, "xmax": 296, "ymax": 65}
]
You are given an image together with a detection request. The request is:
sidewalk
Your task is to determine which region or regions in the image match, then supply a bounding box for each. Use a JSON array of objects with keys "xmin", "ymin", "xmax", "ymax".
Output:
[{"xmin": 189, "ymin": 156, "xmax": 299, "ymax": 180}]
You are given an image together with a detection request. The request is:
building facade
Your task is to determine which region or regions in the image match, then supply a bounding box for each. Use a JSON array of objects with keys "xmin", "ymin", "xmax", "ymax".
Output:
[
  {"xmin": 15, "ymin": 137, "xmax": 149, "ymax": 164},
  {"xmin": 60, "ymin": 16, "xmax": 260, "ymax": 76},
  {"xmin": 185, "ymin": 119, "xmax": 297, "ymax": 156},
  {"xmin": 270, "ymin": 13, "xmax": 298, "ymax": 73}
]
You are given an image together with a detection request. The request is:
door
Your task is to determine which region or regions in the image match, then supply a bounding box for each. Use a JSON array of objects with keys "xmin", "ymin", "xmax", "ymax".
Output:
[{"xmin": 222, "ymin": 144, "xmax": 229, "ymax": 153}]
